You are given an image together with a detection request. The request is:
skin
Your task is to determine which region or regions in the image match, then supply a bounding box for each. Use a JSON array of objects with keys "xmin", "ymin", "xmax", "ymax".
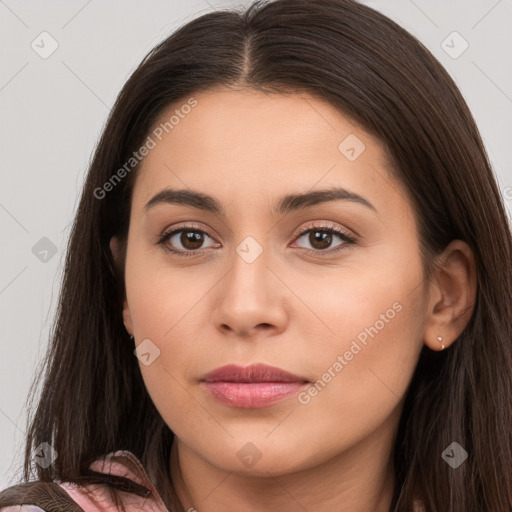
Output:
[{"xmin": 110, "ymin": 88, "xmax": 476, "ymax": 512}]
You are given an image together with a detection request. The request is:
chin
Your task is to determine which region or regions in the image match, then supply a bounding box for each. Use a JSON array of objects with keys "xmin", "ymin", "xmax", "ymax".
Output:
[{"xmin": 207, "ymin": 437, "xmax": 315, "ymax": 477}]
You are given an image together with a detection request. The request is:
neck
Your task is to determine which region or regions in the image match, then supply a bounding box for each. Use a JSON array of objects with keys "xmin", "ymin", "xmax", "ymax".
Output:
[{"xmin": 169, "ymin": 413, "xmax": 399, "ymax": 512}]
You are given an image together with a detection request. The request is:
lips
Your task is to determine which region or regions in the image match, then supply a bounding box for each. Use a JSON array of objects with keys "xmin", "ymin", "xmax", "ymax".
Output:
[{"xmin": 201, "ymin": 363, "xmax": 310, "ymax": 408}]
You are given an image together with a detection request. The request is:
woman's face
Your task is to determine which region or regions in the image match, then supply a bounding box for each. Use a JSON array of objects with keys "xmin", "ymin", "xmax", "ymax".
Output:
[{"xmin": 118, "ymin": 88, "xmax": 429, "ymax": 476}]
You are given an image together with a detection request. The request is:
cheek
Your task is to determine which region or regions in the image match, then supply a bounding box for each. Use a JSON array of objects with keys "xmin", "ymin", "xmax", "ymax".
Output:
[
  {"xmin": 289, "ymin": 248, "xmax": 426, "ymax": 441},
  {"xmin": 124, "ymin": 235, "xmax": 207, "ymax": 341},
  {"xmin": 126, "ymin": 277, "xmax": 202, "ymax": 436},
  {"xmin": 288, "ymin": 298, "xmax": 422, "ymax": 468},
  {"xmin": 123, "ymin": 244, "xmax": 221, "ymax": 431}
]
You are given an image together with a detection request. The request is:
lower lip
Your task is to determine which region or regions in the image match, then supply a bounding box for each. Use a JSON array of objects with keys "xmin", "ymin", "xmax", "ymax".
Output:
[{"xmin": 202, "ymin": 381, "xmax": 307, "ymax": 408}]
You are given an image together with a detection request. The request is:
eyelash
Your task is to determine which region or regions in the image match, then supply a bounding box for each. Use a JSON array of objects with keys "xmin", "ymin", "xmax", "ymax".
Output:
[{"xmin": 155, "ymin": 222, "xmax": 356, "ymax": 259}]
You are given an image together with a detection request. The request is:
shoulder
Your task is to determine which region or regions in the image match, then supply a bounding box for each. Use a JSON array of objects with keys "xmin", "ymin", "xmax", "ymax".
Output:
[
  {"xmin": 0, "ymin": 450, "xmax": 168, "ymax": 512},
  {"xmin": 0, "ymin": 480, "xmax": 84, "ymax": 511},
  {"xmin": 59, "ymin": 450, "xmax": 167, "ymax": 510}
]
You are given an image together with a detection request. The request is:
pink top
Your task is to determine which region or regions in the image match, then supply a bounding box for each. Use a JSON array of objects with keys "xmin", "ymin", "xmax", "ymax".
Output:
[{"xmin": 0, "ymin": 450, "xmax": 171, "ymax": 511}]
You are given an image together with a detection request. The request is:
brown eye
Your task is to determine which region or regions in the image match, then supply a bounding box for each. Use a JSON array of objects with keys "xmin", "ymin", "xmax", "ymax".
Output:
[
  {"xmin": 158, "ymin": 227, "xmax": 219, "ymax": 257},
  {"xmin": 291, "ymin": 223, "xmax": 356, "ymax": 255},
  {"xmin": 178, "ymin": 230, "xmax": 205, "ymax": 250},
  {"xmin": 307, "ymin": 230, "xmax": 333, "ymax": 250}
]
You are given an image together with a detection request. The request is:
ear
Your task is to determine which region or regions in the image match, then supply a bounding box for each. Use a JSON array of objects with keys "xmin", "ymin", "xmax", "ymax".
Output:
[
  {"xmin": 423, "ymin": 240, "xmax": 477, "ymax": 351},
  {"xmin": 109, "ymin": 236, "xmax": 133, "ymax": 336}
]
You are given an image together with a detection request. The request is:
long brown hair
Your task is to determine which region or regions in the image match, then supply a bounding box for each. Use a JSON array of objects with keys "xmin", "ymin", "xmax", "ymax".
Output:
[{"xmin": 4, "ymin": 0, "xmax": 511, "ymax": 510}]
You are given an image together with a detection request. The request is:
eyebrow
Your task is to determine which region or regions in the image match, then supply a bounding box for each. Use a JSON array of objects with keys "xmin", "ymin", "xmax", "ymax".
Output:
[{"xmin": 145, "ymin": 186, "xmax": 377, "ymax": 215}]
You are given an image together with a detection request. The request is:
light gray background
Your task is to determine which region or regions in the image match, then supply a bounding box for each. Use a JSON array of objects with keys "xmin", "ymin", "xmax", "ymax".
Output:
[{"xmin": 1, "ymin": 0, "xmax": 511, "ymax": 489}]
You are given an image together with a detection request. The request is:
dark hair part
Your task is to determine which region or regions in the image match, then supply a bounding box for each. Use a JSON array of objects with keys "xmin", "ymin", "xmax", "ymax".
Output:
[{"xmin": 6, "ymin": 0, "xmax": 511, "ymax": 510}]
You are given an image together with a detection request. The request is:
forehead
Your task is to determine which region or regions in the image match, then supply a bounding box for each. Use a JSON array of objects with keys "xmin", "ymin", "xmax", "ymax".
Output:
[
  {"xmin": 132, "ymin": 88, "xmax": 408, "ymax": 220},
  {"xmin": 146, "ymin": 87, "xmax": 387, "ymax": 166}
]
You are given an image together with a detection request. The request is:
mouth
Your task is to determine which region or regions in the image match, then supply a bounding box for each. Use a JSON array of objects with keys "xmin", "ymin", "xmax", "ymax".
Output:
[{"xmin": 200, "ymin": 363, "xmax": 310, "ymax": 408}]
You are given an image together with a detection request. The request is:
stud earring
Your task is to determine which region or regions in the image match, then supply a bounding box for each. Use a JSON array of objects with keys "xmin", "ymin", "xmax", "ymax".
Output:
[
  {"xmin": 437, "ymin": 336, "xmax": 445, "ymax": 350},
  {"xmin": 129, "ymin": 335, "xmax": 134, "ymax": 342}
]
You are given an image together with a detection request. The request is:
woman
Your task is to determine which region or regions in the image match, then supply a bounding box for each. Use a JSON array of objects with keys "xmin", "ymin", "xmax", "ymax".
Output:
[{"xmin": 1, "ymin": 0, "xmax": 511, "ymax": 510}]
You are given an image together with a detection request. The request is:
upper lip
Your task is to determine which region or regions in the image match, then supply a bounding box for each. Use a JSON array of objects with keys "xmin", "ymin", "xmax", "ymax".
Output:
[{"xmin": 201, "ymin": 363, "xmax": 309, "ymax": 383}]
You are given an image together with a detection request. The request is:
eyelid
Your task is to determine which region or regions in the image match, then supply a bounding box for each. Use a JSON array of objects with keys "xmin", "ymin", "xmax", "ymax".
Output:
[
  {"xmin": 290, "ymin": 220, "xmax": 356, "ymax": 243},
  {"xmin": 162, "ymin": 221, "xmax": 209, "ymax": 234}
]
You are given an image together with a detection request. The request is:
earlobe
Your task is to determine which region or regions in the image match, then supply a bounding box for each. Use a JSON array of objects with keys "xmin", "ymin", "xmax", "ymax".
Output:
[{"xmin": 423, "ymin": 240, "xmax": 477, "ymax": 351}]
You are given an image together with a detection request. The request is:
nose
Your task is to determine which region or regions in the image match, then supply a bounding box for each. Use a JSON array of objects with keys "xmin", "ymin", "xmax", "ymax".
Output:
[{"xmin": 212, "ymin": 247, "xmax": 289, "ymax": 339}]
